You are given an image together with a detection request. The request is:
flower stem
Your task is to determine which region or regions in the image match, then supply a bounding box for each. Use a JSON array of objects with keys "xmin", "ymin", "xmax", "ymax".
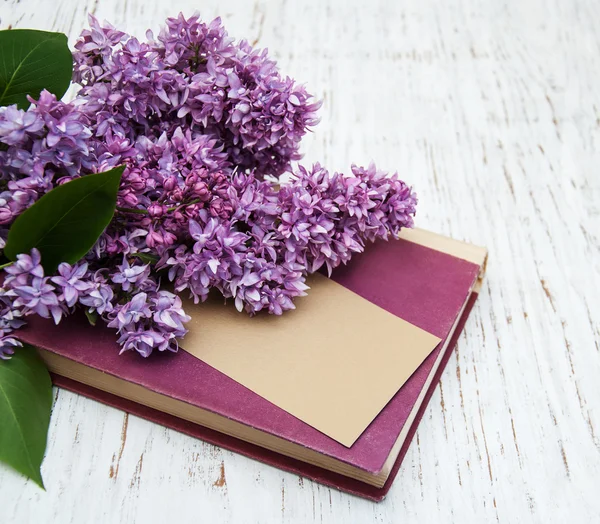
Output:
[
  {"xmin": 0, "ymin": 261, "xmax": 13, "ymax": 271},
  {"xmin": 166, "ymin": 198, "xmax": 201, "ymax": 212},
  {"xmin": 116, "ymin": 199, "xmax": 202, "ymax": 216},
  {"xmin": 116, "ymin": 206, "xmax": 148, "ymax": 215}
]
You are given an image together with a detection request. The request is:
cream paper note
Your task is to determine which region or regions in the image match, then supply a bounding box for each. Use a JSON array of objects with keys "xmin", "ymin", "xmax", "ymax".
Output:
[{"xmin": 181, "ymin": 273, "xmax": 441, "ymax": 447}]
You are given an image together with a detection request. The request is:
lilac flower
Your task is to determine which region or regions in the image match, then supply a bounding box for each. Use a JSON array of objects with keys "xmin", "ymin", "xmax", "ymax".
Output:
[
  {"xmin": 152, "ymin": 291, "xmax": 190, "ymax": 335},
  {"xmin": 0, "ymin": 92, "xmax": 96, "ymax": 233},
  {"xmin": 0, "ymin": 105, "xmax": 44, "ymax": 145},
  {"xmin": 45, "ymin": 109, "xmax": 92, "ymax": 154},
  {"xmin": 3, "ymin": 248, "xmax": 44, "ymax": 286},
  {"xmin": 79, "ymin": 283, "xmax": 114, "ymax": 315},
  {"xmin": 76, "ymin": 15, "xmax": 126, "ymax": 55},
  {"xmin": 0, "ymin": 304, "xmax": 26, "ymax": 332},
  {"xmin": 51, "ymin": 262, "xmax": 92, "ymax": 307},
  {"xmin": 273, "ymin": 163, "xmax": 418, "ymax": 274},
  {"xmin": 0, "ymin": 249, "xmax": 65, "ymax": 324},
  {"xmin": 117, "ymin": 327, "xmax": 174, "ymax": 357},
  {"xmin": 0, "ymin": 286, "xmax": 26, "ymax": 336},
  {"xmin": 108, "ymin": 292, "xmax": 152, "ymax": 330},
  {"xmin": 0, "ymin": 189, "xmax": 37, "ymax": 225},
  {"xmin": 110, "ymin": 258, "xmax": 150, "ymax": 291},
  {"xmin": 0, "ymin": 330, "xmax": 22, "ymax": 360},
  {"xmin": 106, "ymin": 290, "xmax": 189, "ymax": 357},
  {"xmin": 11, "ymin": 277, "xmax": 64, "ymax": 324},
  {"xmin": 0, "ymin": 228, "xmax": 8, "ymax": 250},
  {"xmin": 73, "ymin": 13, "xmax": 320, "ymax": 178},
  {"xmin": 73, "ymin": 15, "xmax": 127, "ymax": 84},
  {"xmin": 0, "ymin": 13, "xmax": 418, "ymax": 358},
  {"xmin": 0, "ymin": 292, "xmax": 23, "ymax": 360}
]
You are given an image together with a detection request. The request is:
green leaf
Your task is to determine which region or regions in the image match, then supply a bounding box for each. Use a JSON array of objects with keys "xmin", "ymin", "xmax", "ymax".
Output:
[
  {"xmin": 4, "ymin": 166, "xmax": 125, "ymax": 274},
  {"xmin": 84, "ymin": 309, "xmax": 98, "ymax": 326},
  {"xmin": 0, "ymin": 29, "xmax": 73, "ymax": 109},
  {"xmin": 0, "ymin": 345, "xmax": 53, "ymax": 488}
]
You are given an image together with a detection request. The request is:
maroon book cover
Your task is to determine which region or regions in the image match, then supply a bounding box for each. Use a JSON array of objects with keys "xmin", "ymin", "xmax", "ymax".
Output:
[{"xmin": 19, "ymin": 235, "xmax": 484, "ymax": 500}]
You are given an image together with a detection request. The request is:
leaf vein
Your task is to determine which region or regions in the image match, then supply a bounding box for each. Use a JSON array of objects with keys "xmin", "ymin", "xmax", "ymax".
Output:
[{"xmin": 0, "ymin": 37, "xmax": 56, "ymax": 104}]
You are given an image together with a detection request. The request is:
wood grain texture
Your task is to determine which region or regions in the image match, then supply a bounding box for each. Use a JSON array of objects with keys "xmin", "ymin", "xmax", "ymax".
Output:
[{"xmin": 1, "ymin": 0, "xmax": 599, "ymax": 522}]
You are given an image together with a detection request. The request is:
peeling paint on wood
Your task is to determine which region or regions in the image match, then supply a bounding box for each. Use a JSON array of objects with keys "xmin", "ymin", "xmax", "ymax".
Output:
[{"xmin": 213, "ymin": 461, "xmax": 227, "ymax": 489}]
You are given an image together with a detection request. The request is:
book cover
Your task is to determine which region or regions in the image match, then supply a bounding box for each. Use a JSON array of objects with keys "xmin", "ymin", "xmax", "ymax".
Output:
[{"xmin": 17, "ymin": 229, "xmax": 486, "ymax": 500}]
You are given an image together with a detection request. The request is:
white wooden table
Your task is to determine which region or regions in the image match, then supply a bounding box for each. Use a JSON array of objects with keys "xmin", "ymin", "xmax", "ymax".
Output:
[{"xmin": 1, "ymin": 0, "xmax": 599, "ymax": 522}]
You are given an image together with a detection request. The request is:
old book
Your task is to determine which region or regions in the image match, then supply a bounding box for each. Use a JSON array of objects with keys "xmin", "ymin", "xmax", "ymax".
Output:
[{"xmin": 19, "ymin": 228, "xmax": 487, "ymax": 501}]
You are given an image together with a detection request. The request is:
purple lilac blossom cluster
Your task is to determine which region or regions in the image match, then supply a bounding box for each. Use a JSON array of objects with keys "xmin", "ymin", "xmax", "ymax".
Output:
[{"xmin": 0, "ymin": 14, "xmax": 417, "ymax": 359}]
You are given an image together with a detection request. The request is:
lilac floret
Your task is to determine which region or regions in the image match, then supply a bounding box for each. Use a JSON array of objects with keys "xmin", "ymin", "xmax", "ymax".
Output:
[
  {"xmin": 4, "ymin": 248, "xmax": 44, "ymax": 286},
  {"xmin": 108, "ymin": 292, "xmax": 152, "ymax": 329},
  {"xmin": 152, "ymin": 291, "xmax": 190, "ymax": 335},
  {"xmin": 0, "ymin": 331, "xmax": 22, "ymax": 360},
  {"xmin": 79, "ymin": 283, "xmax": 114, "ymax": 315},
  {"xmin": 0, "ymin": 105, "xmax": 45, "ymax": 145},
  {"xmin": 11, "ymin": 277, "xmax": 64, "ymax": 324},
  {"xmin": 51, "ymin": 262, "xmax": 93, "ymax": 307},
  {"xmin": 117, "ymin": 327, "xmax": 175, "ymax": 357},
  {"xmin": 110, "ymin": 258, "xmax": 150, "ymax": 291}
]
